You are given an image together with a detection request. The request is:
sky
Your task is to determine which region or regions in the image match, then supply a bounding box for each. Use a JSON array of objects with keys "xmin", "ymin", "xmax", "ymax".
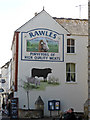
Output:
[{"xmin": 0, "ymin": 0, "xmax": 88, "ymax": 69}]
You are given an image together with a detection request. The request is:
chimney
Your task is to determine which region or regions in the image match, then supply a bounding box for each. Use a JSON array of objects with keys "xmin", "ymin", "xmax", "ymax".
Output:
[{"xmin": 35, "ymin": 12, "xmax": 38, "ymax": 16}]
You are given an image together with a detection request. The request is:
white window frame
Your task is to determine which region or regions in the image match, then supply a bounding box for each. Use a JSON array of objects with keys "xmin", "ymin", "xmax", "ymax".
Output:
[
  {"xmin": 66, "ymin": 63, "xmax": 76, "ymax": 83},
  {"xmin": 67, "ymin": 38, "xmax": 75, "ymax": 53}
]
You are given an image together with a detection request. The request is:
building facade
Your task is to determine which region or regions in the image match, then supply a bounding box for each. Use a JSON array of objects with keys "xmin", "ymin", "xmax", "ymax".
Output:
[
  {"xmin": 88, "ymin": 0, "xmax": 90, "ymax": 119},
  {"xmin": 2, "ymin": 10, "xmax": 88, "ymax": 116}
]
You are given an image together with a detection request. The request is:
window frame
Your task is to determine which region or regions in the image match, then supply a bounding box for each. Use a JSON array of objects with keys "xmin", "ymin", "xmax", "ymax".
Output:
[
  {"xmin": 67, "ymin": 38, "xmax": 75, "ymax": 54},
  {"xmin": 66, "ymin": 63, "xmax": 76, "ymax": 83}
]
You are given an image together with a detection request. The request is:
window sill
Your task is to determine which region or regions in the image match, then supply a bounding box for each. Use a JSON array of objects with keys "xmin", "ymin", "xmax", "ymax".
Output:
[
  {"xmin": 65, "ymin": 82, "xmax": 77, "ymax": 84},
  {"xmin": 66, "ymin": 53, "xmax": 76, "ymax": 55}
]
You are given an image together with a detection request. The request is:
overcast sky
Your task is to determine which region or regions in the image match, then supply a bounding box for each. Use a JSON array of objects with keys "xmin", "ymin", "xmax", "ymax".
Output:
[{"xmin": 0, "ymin": 0, "xmax": 88, "ymax": 69}]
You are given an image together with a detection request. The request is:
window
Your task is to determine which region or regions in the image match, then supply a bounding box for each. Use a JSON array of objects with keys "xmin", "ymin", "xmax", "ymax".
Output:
[
  {"xmin": 67, "ymin": 39, "xmax": 75, "ymax": 53},
  {"xmin": 66, "ymin": 63, "xmax": 76, "ymax": 82}
]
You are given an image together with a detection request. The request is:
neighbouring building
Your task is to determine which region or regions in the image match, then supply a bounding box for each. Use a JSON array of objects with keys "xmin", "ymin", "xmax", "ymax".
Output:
[
  {"xmin": 1, "ymin": 10, "xmax": 88, "ymax": 116},
  {"xmin": 0, "ymin": 59, "xmax": 13, "ymax": 111},
  {"xmin": 1, "ymin": 59, "xmax": 12, "ymax": 92}
]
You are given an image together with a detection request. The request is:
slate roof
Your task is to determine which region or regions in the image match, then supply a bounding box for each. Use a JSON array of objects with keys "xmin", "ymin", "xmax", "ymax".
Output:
[{"xmin": 53, "ymin": 17, "xmax": 88, "ymax": 36}]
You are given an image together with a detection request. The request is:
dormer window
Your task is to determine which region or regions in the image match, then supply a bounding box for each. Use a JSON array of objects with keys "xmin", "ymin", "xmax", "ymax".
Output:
[{"xmin": 67, "ymin": 39, "xmax": 75, "ymax": 53}]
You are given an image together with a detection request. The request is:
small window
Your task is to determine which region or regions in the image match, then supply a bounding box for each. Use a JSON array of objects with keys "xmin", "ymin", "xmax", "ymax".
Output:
[
  {"xmin": 67, "ymin": 39, "xmax": 75, "ymax": 53},
  {"xmin": 66, "ymin": 63, "xmax": 76, "ymax": 82}
]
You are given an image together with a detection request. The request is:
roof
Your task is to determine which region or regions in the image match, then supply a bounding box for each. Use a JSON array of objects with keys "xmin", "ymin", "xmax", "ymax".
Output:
[{"xmin": 53, "ymin": 17, "xmax": 88, "ymax": 36}]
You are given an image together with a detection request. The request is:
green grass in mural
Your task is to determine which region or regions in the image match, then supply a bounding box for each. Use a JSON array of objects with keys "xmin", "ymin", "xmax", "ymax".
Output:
[
  {"xmin": 48, "ymin": 44, "xmax": 58, "ymax": 53},
  {"xmin": 27, "ymin": 42, "xmax": 38, "ymax": 52},
  {"xmin": 23, "ymin": 81, "xmax": 60, "ymax": 91},
  {"xmin": 36, "ymin": 81, "xmax": 48, "ymax": 90},
  {"xmin": 38, "ymin": 81, "xmax": 60, "ymax": 90}
]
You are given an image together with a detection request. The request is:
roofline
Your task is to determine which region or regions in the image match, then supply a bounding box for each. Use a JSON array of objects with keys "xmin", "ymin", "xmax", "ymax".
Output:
[
  {"xmin": 53, "ymin": 17, "xmax": 88, "ymax": 21},
  {"xmin": 67, "ymin": 33, "xmax": 88, "ymax": 37}
]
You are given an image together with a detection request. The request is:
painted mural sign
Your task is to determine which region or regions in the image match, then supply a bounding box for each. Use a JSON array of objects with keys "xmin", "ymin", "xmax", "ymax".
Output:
[
  {"xmin": 21, "ymin": 28, "xmax": 64, "ymax": 62},
  {"xmin": 23, "ymin": 67, "xmax": 60, "ymax": 91}
]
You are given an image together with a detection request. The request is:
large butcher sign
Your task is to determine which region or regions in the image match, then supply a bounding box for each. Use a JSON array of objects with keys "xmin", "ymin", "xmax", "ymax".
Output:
[{"xmin": 21, "ymin": 28, "xmax": 64, "ymax": 62}]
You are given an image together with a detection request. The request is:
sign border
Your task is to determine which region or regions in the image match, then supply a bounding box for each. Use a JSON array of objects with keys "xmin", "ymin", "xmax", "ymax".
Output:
[{"xmin": 21, "ymin": 28, "xmax": 64, "ymax": 62}]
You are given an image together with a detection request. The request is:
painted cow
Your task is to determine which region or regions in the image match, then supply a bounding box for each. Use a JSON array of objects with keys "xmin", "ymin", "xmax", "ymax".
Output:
[
  {"xmin": 38, "ymin": 39, "xmax": 49, "ymax": 52},
  {"xmin": 31, "ymin": 68, "xmax": 52, "ymax": 82}
]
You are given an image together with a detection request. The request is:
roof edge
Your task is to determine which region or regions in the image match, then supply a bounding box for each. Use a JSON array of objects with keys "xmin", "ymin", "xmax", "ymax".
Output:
[{"xmin": 53, "ymin": 17, "xmax": 88, "ymax": 21}]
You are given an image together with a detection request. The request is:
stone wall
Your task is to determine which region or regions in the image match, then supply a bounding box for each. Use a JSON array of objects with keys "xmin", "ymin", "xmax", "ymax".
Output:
[{"xmin": 18, "ymin": 109, "xmax": 44, "ymax": 118}]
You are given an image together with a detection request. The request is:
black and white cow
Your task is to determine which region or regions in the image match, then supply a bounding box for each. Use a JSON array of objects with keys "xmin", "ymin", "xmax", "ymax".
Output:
[{"xmin": 31, "ymin": 68, "xmax": 52, "ymax": 82}]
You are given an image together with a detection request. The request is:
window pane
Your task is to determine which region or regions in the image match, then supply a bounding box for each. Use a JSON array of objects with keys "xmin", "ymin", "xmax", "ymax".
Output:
[
  {"xmin": 71, "ymin": 47, "xmax": 74, "ymax": 53},
  {"xmin": 67, "ymin": 39, "xmax": 70, "ymax": 45},
  {"xmin": 67, "ymin": 39, "xmax": 75, "ymax": 53},
  {"xmin": 71, "ymin": 64, "xmax": 75, "ymax": 72},
  {"xmin": 71, "ymin": 73, "xmax": 75, "ymax": 82},
  {"xmin": 66, "ymin": 63, "xmax": 76, "ymax": 82},
  {"xmin": 71, "ymin": 39, "xmax": 74, "ymax": 45},
  {"xmin": 66, "ymin": 73, "xmax": 70, "ymax": 82},
  {"xmin": 66, "ymin": 64, "xmax": 70, "ymax": 72},
  {"xmin": 67, "ymin": 47, "xmax": 70, "ymax": 53}
]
